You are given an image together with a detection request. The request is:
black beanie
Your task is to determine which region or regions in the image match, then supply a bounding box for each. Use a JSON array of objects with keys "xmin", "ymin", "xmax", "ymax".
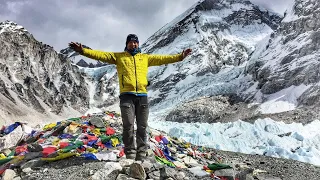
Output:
[{"xmin": 126, "ymin": 34, "xmax": 139, "ymax": 45}]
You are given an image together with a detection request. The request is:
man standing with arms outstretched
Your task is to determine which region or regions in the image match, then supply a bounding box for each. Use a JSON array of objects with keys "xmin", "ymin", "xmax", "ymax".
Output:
[{"xmin": 69, "ymin": 34, "xmax": 192, "ymax": 161}]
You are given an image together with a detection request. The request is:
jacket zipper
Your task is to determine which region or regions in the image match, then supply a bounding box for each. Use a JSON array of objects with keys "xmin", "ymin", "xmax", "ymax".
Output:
[
  {"xmin": 133, "ymin": 56, "xmax": 138, "ymax": 92},
  {"xmin": 122, "ymin": 75, "xmax": 124, "ymax": 88}
]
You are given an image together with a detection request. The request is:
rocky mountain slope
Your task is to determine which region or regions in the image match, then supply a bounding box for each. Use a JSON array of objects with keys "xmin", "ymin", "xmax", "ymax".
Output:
[{"xmin": 0, "ymin": 21, "xmax": 90, "ymax": 126}]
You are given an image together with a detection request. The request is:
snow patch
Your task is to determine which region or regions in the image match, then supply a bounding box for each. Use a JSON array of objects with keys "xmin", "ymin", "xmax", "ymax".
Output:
[{"xmin": 258, "ymin": 84, "xmax": 310, "ymax": 114}]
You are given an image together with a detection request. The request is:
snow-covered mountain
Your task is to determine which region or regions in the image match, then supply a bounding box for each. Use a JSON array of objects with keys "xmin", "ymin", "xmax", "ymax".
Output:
[
  {"xmin": 60, "ymin": 46, "xmax": 107, "ymax": 68},
  {"xmin": 246, "ymin": 0, "xmax": 320, "ymax": 111},
  {"xmin": 0, "ymin": 21, "xmax": 90, "ymax": 126},
  {"xmin": 141, "ymin": 0, "xmax": 283, "ymax": 122},
  {"xmin": 134, "ymin": 0, "xmax": 320, "ymax": 125},
  {"xmin": 60, "ymin": 0, "xmax": 317, "ymax": 127}
]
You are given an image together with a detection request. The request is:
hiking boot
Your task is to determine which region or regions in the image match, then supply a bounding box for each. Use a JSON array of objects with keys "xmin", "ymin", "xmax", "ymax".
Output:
[
  {"xmin": 126, "ymin": 154, "xmax": 136, "ymax": 160},
  {"xmin": 135, "ymin": 152, "xmax": 147, "ymax": 161}
]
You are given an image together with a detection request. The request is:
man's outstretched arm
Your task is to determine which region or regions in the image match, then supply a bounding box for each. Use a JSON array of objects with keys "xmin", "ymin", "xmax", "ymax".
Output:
[
  {"xmin": 148, "ymin": 48, "xmax": 192, "ymax": 66},
  {"xmin": 69, "ymin": 42, "xmax": 116, "ymax": 64}
]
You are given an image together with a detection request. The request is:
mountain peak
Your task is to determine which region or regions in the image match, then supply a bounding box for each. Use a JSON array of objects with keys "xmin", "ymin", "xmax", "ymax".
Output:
[{"xmin": 0, "ymin": 20, "xmax": 28, "ymax": 34}]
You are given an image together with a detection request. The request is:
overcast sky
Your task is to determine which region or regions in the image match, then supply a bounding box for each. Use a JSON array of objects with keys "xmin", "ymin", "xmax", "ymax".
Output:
[{"xmin": 0, "ymin": 0, "xmax": 293, "ymax": 52}]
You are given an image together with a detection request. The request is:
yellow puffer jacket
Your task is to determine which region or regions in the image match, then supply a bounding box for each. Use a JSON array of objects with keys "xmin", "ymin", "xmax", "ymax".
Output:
[{"xmin": 82, "ymin": 48, "xmax": 183, "ymax": 95}]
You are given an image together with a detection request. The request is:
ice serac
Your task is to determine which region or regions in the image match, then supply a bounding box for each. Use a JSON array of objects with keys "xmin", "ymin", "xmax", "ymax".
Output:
[{"xmin": 0, "ymin": 20, "xmax": 89, "ymax": 124}]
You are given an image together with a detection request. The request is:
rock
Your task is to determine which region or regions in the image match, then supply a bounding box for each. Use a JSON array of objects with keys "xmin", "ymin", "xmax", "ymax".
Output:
[
  {"xmin": 92, "ymin": 170, "xmax": 119, "ymax": 180},
  {"xmin": 141, "ymin": 160, "xmax": 153, "ymax": 173},
  {"xmin": 214, "ymin": 169, "xmax": 234, "ymax": 177},
  {"xmin": 173, "ymin": 161, "xmax": 187, "ymax": 168},
  {"xmin": 90, "ymin": 117, "xmax": 105, "ymax": 128},
  {"xmin": 188, "ymin": 166, "xmax": 209, "ymax": 177},
  {"xmin": 254, "ymin": 174, "xmax": 282, "ymax": 180},
  {"xmin": 146, "ymin": 149, "xmax": 154, "ymax": 157},
  {"xmin": 174, "ymin": 171, "xmax": 186, "ymax": 180},
  {"xmin": 20, "ymin": 158, "xmax": 46, "ymax": 169},
  {"xmin": 43, "ymin": 168, "xmax": 48, "ymax": 173},
  {"xmin": 90, "ymin": 170, "xmax": 94, "ymax": 175},
  {"xmin": 129, "ymin": 162, "xmax": 146, "ymax": 180},
  {"xmin": 92, "ymin": 162, "xmax": 122, "ymax": 180},
  {"xmin": 24, "ymin": 152, "xmax": 42, "ymax": 161},
  {"xmin": 27, "ymin": 143, "xmax": 43, "ymax": 152},
  {"xmin": 152, "ymin": 161, "xmax": 165, "ymax": 170},
  {"xmin": 236, "ymin": 168, "xmax": 254, "ymax": 179},
  {"xmin": 2, "ymin": 169, "xmax": 18, "ymax": 180},
  {"xmin": 148, "ymin": 170, "xmax": 160, "ymax": 180},
  {"xmin": 22, "ymin": 167, "xmax": 32, "ymax": 173},
  {"xmin": 116, "ymin": 174, "xmax": 136, "ymax": 180},
  {"xmin": 160, "ymin": 167, "xmax": 177, "ymax": 179},
  {"xmin": 122, "ymin": 167, "xmax": 130, "ymax": 176},
  {"xmin": 246, "ymin": 174, "xmax": 255, "ymax": 180},
  {"xmin": 182, "ymin": 156, "xmax": 201, "ymax": 167},
  {"xmin": 119, "ymin": 159, "xmax": 134, "ymax": 167}
]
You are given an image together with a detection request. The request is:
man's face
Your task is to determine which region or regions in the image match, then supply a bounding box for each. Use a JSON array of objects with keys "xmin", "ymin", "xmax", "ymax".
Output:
[{"xmin": 127, "ymin": 41, "xmax": 139, "ymax": 50}]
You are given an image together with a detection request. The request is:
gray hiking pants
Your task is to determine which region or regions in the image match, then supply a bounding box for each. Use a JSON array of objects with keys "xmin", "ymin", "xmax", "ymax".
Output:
[{"xmin": 119, "ymin": 94, "xmax": 149, "ymax": 156}]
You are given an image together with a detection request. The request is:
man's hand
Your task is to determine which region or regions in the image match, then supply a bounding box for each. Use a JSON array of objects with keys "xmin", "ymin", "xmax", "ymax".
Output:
[
  {"xmin": 69, "ymin": 42, "xmax": 83, "ymax": 54},
  {"xmin": 182, "ymin": 48, "xmax": 192, "ymax": 59}
]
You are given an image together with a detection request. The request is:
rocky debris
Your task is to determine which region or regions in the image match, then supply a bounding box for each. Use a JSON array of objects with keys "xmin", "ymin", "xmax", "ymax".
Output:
[
  {"xmin": 0, "ymin": 112, "xmax": 319, "ymax": 180},
  {"xmin": 165, "ymin": 95, "xmax": 258, "ymax": 124},
  {"xmin": 165, "ymin": 94, "xmax": 320, "ymax": 126},
  {"xmin": 165, "ymin": 96, "xmax": 231, "ymax": 123}
]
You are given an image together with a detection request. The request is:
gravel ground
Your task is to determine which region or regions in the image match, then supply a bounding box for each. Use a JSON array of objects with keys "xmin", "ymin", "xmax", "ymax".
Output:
[
  {"xmin": 20, "ymin": 157, "xmax": 107, "ymax": 180},
  {"xmin": 216, "ymin": 150, "xmax": 320, "ymax": 180},
  {"xmin": 17, "ymin": 150, "xmax": 320, "ymax": 180}
]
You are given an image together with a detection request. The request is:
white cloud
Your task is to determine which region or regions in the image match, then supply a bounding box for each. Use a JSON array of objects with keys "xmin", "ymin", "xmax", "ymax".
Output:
[{"xmin": 0, "ymin": 0, "xmax": 294, "ymax": 52}]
